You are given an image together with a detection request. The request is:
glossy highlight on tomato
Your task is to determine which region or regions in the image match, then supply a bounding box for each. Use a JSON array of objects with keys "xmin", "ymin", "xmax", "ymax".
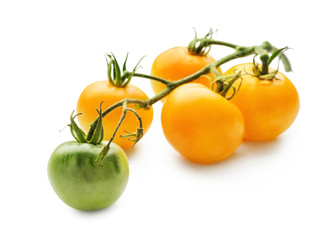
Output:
[
  {"xmin": 151, "ymin": 46, "xmax": 221, "ymax": 101},
  {"xmin": 76, "ymin": 81, "xmax": 153, "ymax": 150},
  {"xmin": 224, "ymin": 63, "xmax": 300, "ymax": 141},
  {"xmin": 48, "ymin": 141, "xmax": 129, "ymax": 211},
  {"xmin": 161, "ymin": 83, "xmax": 244, "ymax": 164}
]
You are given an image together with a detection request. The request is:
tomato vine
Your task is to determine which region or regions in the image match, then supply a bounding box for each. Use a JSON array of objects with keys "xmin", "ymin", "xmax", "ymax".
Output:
[
  {"xmin": 49, "ymin": 30, "xmax": 298, "ymax": 211},
  {"xmin": 82, "ymin": 31, "xmax": 292, "ymax": 164}
]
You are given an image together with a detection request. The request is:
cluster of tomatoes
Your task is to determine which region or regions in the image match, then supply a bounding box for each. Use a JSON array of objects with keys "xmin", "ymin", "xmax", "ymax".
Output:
[
  {"xmin": 48, "ymin": 41, "xmax": 299, "ymax": 211},
  {"xmin": 153, "ymin": 46, "xmax": 300, "ymax": 164}
]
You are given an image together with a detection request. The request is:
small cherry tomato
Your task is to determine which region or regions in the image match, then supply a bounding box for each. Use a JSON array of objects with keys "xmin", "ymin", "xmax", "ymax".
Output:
[
  {"xmin": 48, "ymin": 141, "xmax": 129, "ymax": 211},
  {"xmin": 76, "ymin": 81, "xmax": 153, "ymax": 150},
  {"xmin": 224, "ymin": 63, "xmax": 300, "ymax": 141},
  {"xmin": 161, "ymin": 83, "xmax": 244, "ymax": 164},
  {"xmin": 151, "ymin": 46, "xmax": 221, "ymax": 101}
]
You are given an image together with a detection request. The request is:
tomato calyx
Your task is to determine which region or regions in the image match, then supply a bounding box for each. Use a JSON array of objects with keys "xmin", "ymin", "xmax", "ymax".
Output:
[
  {"xmin": 188, "ymin": 29, "xmax": 243, "ymax": 57},
  {"xmin": 250, "ymin": 47, "xmax": 290, "ymax": 81},
  {"xmin": 261, "ymin": 41, "xmax": 292, "ymax": 72},
  {"xmin": 211, "ymin": 72, "xmax": 242, "ymax": 100},
  {"xmin": 187, "ymin": 29, "xmax": 214, "ymax": 56},
  {"xmin": 69, "ymin": 102, "xmax": 104, "ymax": 145},
  {"xmin": 106, "ymin": 53, "xmax": 144, "ymax": 88},
  {"xmin": 120, "ymin": 128, "xmax": 143, "ymax": 146}
]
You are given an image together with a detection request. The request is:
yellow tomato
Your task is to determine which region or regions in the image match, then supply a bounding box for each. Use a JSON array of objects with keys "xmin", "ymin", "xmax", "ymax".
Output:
[
  {"xmin": 224, "ymin": 63, "xmax": 299, "ymax": 141},
  {"xmin": 76, "ymin": 81, "xmax": 153, "ymax": 150},
  {"xmin": 151, "ymin": 46, "xmax": 221, "ymax": 101},
  {"xmin": 161, "ymin": 83, "xmax": 244, "ymax": 164}
]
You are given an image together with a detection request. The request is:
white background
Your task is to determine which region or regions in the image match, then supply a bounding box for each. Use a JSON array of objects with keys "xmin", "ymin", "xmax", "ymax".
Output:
[{"xmin": 1, "ymin": 0, "xmax": 329, "ymax": 239}]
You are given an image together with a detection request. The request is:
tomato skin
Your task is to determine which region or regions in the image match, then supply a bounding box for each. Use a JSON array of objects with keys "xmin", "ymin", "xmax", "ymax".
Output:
[
  {"xmin": 48, "ymin": 141, "xmax": 129, "ymax": 211},
  {"xmin": 76, "ymin": 81, "xmax": 153, "ymax": 150},
  {"xmin": 161, "ymin": 83, "xmax": 244, "ymax": 164},
  {"xmin": 151, "ymin": 47, "xmax": 221, "ymax": 101},
  {"xmin": 224, "ymin": 63, "xmax": 300, "ymax": 141}
]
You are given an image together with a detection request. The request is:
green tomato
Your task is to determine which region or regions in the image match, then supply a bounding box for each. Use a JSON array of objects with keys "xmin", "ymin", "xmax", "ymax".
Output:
[{"xmin": 48, "ymin": 141, "xmax": 129, "ymax": 211}]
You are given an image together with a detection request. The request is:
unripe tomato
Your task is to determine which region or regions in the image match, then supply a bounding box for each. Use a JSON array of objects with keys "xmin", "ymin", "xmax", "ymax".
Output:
[
  {"xmin": 48, "ymin": 141, "xmax": 129, "ymax": 211},
  {"xmin": 224, "ymin": 63, "xmax": 300, "ymax": 141},
  {"xmin": 76, "ymin": 81, "xmax": 153, "ymax": 150},
  {"xmin": 151, "ymin": 47, "xmax": 221, "ymax": 101},
  {"xmin": 161, "ymin": 83, "xmax": 244, "ymax": 164}
]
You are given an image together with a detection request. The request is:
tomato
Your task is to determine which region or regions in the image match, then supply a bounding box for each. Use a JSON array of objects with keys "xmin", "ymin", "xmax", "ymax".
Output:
[
  {"xmin": 76, "ymin": 81, "xmax": 153, "ymax": 150},
  {"xmin": 150, "ymin": 46, "xmax": 221, "ymax": 101},
  {"xmin": 224, "ymin": 63, "xmax": 300, "ymax": 141},
  {"xmin": 161, "ymin": 83, "xmax": 244, "ymax": 164},
  {"xmin": 48, "ymin": 141, "xmax": 129, "ymax": 211}
]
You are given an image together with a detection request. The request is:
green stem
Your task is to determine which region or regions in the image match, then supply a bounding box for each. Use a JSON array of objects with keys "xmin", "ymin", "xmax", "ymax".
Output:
[
  {"xmin": 209, "ymin": 65, "xmax": 221, "ymax": 78},
  {"xmin": 207, "ymin": 40, "xmax": 239, "ymax": 49},
  {"xmin": 260, "ymin": 54, "xmax": 269, "ymax": 75},
  {"xmin": 108, "ymin": 101, "xmax": 128, "ymax": 146},
  {"xmin": 132, "ymin": 72, "xmax": 171, "ymax": 85}
]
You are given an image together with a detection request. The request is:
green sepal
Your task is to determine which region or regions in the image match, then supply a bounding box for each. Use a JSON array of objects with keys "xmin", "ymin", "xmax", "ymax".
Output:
[
  {"xmin": 122, "ymin": 53, "xmax": 129, "ymax": 72},
  {"xmin": 268, "ymin": 47, "xmax": 289, "ymax": 66},
  {"xmin": 106, "ymin": 55, "xmax": 112, "ymax": 83},
  {"xmin": 112, "ymin": 54, "xmax": 122, "ymax": 86},
  {"xmin": 221, "ymin": 72, "xmax": 242, "ymax": 100},
  {"xmin": 252, "ymin": 54, "xmax": 261, "ymax": 76},
  {"xmin": 211, "ymin": 72, "xmax": 242, "ymax": 100},
  {"xmin": 86, "ymin": 102, "xmax": 104, "ymax": 145},
  {"xmin": 120, "ymin": 127, "xmax": 144, "ymax": 147},
  {"xmin": 259, "ymin": 70, "xmax": 279, "ymax": 81},
  {"xmin": 68, "ymin": 111, "xmax": 87, "ymax": 143}
]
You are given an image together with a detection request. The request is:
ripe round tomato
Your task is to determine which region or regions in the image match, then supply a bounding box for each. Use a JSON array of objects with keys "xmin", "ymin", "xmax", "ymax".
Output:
[
  {"xmin": 151, "ymin": 46, "xmax": 221, "ymax": 101},
  {"xmin": 48, "ymin": 141, "xmax": 129, "ymax": 211},
  {"xmin": 224, "ymin": 63, "xmax": 300, "ymax": 141},
  {"xmin": 161, "ymin": 83, "xmax": 244, "ymax": 164},
  {"xmin": 76, "ymin": 81, "xmax": 153, "ymax": 150}
]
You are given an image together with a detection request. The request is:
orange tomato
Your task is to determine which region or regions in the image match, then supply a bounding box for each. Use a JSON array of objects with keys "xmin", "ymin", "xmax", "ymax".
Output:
[
  {"xmin": 161, "ymin": 83, "xmax": 244, "ymax": 164},
  {"xmin": 224, "ymin": 63, "xmax": 299, "ymax": 141},
  {"xmin": 151, "ymin": 46, "xmax": 221, "ymax": 101},
  {"xmin": 76, "ymin": 81, "xmax": 153, "ymax": 150}
]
